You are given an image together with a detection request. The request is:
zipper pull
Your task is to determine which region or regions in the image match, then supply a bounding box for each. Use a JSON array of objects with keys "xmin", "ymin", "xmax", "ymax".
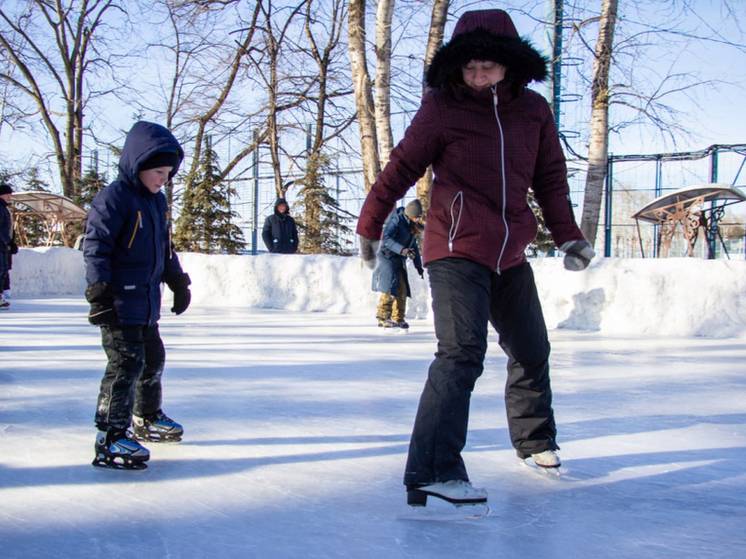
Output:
[{"xmin": 491, "ymin": 85, "xmax": 498, "ymax": 108}]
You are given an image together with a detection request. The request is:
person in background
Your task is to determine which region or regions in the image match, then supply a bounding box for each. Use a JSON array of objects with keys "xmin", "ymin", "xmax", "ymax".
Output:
[
  {"xmin": 262, "ymin": 198, "xmax": 299, "ymax": 254},
  {"xmin": 372, "ymin": 199, "xmax": 424, "ymax": 329},
  {"xmin": 356, "ymin": 10, "xmax": 594, "ymax": 508},
  {"xmin": 84, "ymin": 121, "xmax": 192, "ymax": 470},
  {"xmin": 0, "ymin": 182, "xmax": 13, "ymax": 310}
]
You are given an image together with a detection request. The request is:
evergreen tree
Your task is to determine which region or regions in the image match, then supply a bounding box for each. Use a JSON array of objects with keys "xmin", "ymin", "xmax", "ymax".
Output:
[
  {"xmin": 10, "ymin": 167, "xmax": 50, "ymax": 247},
  {"xmin": 173, "ymin": 145, "xmax": 245, "ymax": 254},
  {"xmin": 295, "ymin": 151, "xmax": 352, "ymax": 255},
  {"xmin": 527, "ymin": 191, "xmax": 556, "ymax": 256},
  {"xmin": 74, "ymin": 167, "xmax": 107, "ymax": 210},
  {"xmin": 65, "ymin": 166, "xmax": 107, "ymax": 246}
]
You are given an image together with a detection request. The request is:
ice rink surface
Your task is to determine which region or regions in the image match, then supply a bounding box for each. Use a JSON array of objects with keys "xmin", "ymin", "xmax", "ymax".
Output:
[{"xmin": 2, "ymin": 298, "xmax": 745, "ymax": 558}]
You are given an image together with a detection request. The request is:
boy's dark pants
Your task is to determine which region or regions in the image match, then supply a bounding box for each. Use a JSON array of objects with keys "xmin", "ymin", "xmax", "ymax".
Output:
[
  {"xmin": 404, "ymin": 258, "xmax": 557, "ymax": 486},
  {"xmin": 95, "ymin": 324, "xmax": 166, "ymax": 432}
]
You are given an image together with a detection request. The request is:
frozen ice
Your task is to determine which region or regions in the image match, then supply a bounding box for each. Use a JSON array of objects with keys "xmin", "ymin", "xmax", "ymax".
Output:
[{"xmin": 1, "ymin": 249, "xmax": 745, "ymax": 558}]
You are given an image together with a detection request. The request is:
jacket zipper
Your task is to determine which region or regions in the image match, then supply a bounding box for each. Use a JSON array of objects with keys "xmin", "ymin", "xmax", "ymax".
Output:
[
  {"xmin": 127, "ymin": 210, "xmax": 143, "ymax": 249},
  {"xmin": 492, "ymin": 86, "xmax": 510, "ymax": 274},
  {"xmin": 448, "ymin": 191, "xmax": 464, "ymax": 252}
]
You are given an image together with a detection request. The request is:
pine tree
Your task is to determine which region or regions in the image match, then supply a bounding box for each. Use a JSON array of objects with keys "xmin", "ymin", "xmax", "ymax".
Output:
[
  {"xmin": 173, "ymin": 145, "xmax": 245, "ymax": 254},
  {"xmin": 527, "ymin": 191, "xmax": 556, "ymax": 256},
  {"xmin": 295, "ymin": 151, "xmax": 352, "ymax": 254},
  {"xmin": 12, "ymin": 167, "xmax": 51, "ymax": 247}
]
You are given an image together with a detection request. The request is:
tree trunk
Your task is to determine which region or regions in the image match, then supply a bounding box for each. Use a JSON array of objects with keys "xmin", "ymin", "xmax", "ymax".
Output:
[
  {"xmin": 580, "ymin": 0, "xmax": 618, "ymax": 247},
  {"xmin": 347, "ymin": 0, "xmax": 380, "ymax": 192},
  {"xmin": 415, "ymin": 0, "xmax": 449, "ymax": 214},
  {"xmin": 374, "ymin": 0, "xmax": 394, "ymax": 164}
]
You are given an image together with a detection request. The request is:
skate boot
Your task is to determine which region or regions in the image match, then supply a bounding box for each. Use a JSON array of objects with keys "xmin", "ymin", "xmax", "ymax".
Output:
[
  {"xmin": 133, "ymin": 410, "xmax": 184, "ymax": 442},
  {"xmin": 92, "ymin": 429, "xmax": 150, "ymax": 470},
  {"xmin": 0, "ymin": 297, "xmax": 9, "ymax": 310},
  {"xmin": 377, "ymin": 318, "xmax": 398, "ymax": 328},
  {"xmin": 529, "ymin": 450, "xmax": 561, "ymax": 469},
  {"xmin": 394, "ymin": 320, "xmax": 409, "ymax": 329},
  {"xmin": 407, "ymin": 480, "xmax": 488, "ymax": 507}
]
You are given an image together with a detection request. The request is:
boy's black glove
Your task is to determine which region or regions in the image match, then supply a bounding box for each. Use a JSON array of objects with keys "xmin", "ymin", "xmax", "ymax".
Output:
[
  {"xmin": 85, "ymin": 282, "xmax": 118, "ymax": 326},
  {"xmin": 166, "ymin": 273, "xmax": 191, "ymax": 315}
]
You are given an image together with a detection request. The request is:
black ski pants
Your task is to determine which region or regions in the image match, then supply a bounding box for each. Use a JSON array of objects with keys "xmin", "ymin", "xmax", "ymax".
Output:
[
  {"xmin": 404, "ymin": 258, "xmax": 557, "ymax": 486},
  {"xmin": 95, "ymin": 324, "xmax": 166, "ymax": 432}
]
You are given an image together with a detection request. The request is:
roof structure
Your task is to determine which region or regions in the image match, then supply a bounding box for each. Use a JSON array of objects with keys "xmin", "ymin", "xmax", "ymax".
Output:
[{"xmin": 10, "ymin": 191, "xmax": 87, "ymax": 247}]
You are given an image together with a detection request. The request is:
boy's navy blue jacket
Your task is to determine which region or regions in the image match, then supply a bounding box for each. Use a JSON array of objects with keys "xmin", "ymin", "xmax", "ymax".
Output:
[
  {"xmin": 372, "ymin": 207, "xmax": 423, "ymax": 297},
  {"xmin": 84, "ymin": 121, "xmax": 185, "ymax": 326}
]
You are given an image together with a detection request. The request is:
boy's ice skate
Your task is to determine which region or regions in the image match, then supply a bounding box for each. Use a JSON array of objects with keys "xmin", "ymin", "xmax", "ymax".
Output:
[
  {"xmin": 133, "ymin": 410, "xmax": 183, "ymax": 442},
  {"xmin": 407, "ymin": 480, "xmax": 488, "ymax": 506},
  {"xmin": 394, "ymin": 320, "xmax": 409, "ymax": 329},
  {"xmin": 378, "ymin": 318, "xmax": 398, "ymax": 328},
  {"xmin": 92, "ymin": 429, "xmax": 150, "ymax": 470},
  {"xmin": 0, "ymin": 297, "xmax": 9, "ymax": 309}
]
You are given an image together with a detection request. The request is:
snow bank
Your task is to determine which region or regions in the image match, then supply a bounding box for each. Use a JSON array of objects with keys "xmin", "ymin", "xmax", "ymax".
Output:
[{"xmin": 10, "ymin": 247, "xmax": 746, "ymax": 337}]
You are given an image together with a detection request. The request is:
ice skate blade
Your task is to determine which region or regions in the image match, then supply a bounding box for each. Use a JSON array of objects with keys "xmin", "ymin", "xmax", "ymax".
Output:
[
  {"xmin": 519, "ymin": 457, "xmax": 564, "ymax": 478},
  {"xmin": 133, "ymin": 432, "xmax": 182, "ymax": 443},
  {"xmin": 408, "ymin": 488, "xmax": 487, "ymax": 506},
  {"xmin": 399, "ymin": 503, "xmax": 490, "ymax": 522},
  {"xmin": 92, "ymin": 456, "xmax": 148, "ymax": 470}
]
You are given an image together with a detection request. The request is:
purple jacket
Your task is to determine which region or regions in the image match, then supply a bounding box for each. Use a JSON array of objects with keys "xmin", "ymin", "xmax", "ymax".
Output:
[{"xmin": 357, "ymin": 10, "xmax": 584, "ymax": 273}]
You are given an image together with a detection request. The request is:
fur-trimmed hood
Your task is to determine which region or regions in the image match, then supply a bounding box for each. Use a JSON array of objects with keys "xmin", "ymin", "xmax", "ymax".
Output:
[{"xmin": 426, "ymin": 10, "xmax": 548, "ymax": 90}]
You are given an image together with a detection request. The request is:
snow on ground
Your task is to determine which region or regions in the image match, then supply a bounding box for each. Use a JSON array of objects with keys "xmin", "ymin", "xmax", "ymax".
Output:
[
  {"xmin": 1, "ymin": 296, "xmax": 745, "ymax": 558},
  {"xmin": 10, "ymin": 248, "xmax": 746, "ymax": 336}
]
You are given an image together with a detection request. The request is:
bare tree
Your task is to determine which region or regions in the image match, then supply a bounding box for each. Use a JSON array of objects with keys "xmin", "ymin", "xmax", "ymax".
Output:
[
  {"xmin": 567, "ymin": 0, "xmax": 745, "ymax": 246},
  {"xmin": 579, "ymin": 0, "xmax": 617, "ymax": 246},
  {"xmin": 347, "ymin": 0, "xmax": 379, "ymax": 192},
  {"xmin": 374, "ymin": 0, "xmax": 394, "ymax": 164},
  {"xmin": 295, "ymin": 0, "xmax": 355, "ymax": 253},
  {"xmin": 414, "ymin": 0, "xmax": 449, "ymax": 214},
  {"xmin": 0, "ymin": 0, "xmax": 124, "ymax": 198}
]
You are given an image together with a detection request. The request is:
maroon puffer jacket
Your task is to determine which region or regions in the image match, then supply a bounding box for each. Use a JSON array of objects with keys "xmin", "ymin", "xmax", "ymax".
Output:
[{"xmin": 357, "ymin": 9, "xmax": 585, "ymax": 273}]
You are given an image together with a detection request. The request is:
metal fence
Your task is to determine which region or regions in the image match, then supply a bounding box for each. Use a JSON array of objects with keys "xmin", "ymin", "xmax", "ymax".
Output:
[{"xmin": 228, "ymin": 143, "xmax": 746, "ymax": 259}]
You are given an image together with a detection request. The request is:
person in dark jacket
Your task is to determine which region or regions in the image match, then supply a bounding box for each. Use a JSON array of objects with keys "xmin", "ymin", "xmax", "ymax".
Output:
[
  {"xmin": 262, "ymin": 198, "xmax": 299, "ymax": 253},
  {"xmin": 357, "ymin": 10, "xmax": 594, "ymax": 507},
  {"xmin": 0, "ymin": 182, "xmax": 13, "ymax": 309},
  {"xmin": 372, "ymin": 200, "xmax": 424, "ymax": 329},
  {"xmin": 84, "ymin": 121, "xmax": 192, "ymax": 470}
]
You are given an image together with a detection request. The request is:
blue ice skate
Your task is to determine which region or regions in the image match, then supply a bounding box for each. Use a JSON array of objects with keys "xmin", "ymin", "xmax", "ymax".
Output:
[
  {"xmin": 133, "ymin": 410, "xmax": 183, "ymax": 442},
  {"xmin": 92, "ymin": 429, "xmax": 150, "ymax": 470}
]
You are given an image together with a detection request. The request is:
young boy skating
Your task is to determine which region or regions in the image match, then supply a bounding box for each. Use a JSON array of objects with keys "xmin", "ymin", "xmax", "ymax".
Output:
[{"xmin": 84, "ymin": 121, "xmax": 192, "ymax": 470}]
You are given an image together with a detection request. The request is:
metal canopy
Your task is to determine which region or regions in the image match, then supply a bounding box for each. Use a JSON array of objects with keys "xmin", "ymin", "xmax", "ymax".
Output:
[
  {"xmin": 632, "ymin": 184, "xmax": 746, "ymax": 224},
  {"xmin": 10, "ymin": 191, "xmax": 87, "ymax": 222}
]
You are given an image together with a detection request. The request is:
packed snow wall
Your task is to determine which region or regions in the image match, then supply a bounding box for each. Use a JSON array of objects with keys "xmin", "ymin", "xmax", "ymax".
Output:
[{"xmin": 10, "ymin": 247, "xmax": 746, "ymax": 337}]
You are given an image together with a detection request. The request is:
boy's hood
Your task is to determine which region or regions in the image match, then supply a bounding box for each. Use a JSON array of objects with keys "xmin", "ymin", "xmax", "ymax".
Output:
[{"xmin": 118, "ymin": 121, "xmax": 184, "ymax": 187}]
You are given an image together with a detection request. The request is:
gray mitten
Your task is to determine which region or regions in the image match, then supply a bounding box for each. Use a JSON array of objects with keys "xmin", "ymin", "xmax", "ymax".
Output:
[
  {"xmin": 359, "ymin": 236, "xmax": 380, "ymax": 270},
  {"xmin": 560, "ymin": 240, "xmax": 595, "ymax": 271}
]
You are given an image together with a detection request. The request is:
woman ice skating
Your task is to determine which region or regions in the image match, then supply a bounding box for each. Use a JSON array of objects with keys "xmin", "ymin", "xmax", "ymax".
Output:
[
  {"xmin": 372, "ymin": 199, "xmax": 424, "ymax": 329},
  {"xmin": 84, "ymin": 121, "xmax": 192, "ymax": 470},
  {"xmin": 357, "ymin": 9, "xmax": 594, "ymax": 507}
]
